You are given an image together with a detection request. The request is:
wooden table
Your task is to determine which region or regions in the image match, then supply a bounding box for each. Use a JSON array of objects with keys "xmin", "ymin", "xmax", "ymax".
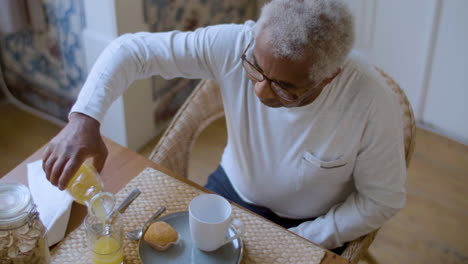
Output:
[{"xmin": 1, "ymin": 138, "xmax": 349, "ymax": 264}]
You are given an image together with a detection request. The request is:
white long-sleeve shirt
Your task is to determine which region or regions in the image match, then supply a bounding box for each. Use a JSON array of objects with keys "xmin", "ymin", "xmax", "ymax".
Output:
[{"xmin": 71, "ymin": 21, "xmax": 407, "ymax": 249}]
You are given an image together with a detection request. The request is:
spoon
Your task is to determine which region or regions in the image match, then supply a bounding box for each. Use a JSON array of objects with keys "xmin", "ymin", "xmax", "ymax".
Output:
[
  {"xmin": 126, "ymin": 206, "xmax": 166, "ymax": 241},
  {"xmin": 108, "ymin": 188, "xmax": 141, "ymax": 219}
]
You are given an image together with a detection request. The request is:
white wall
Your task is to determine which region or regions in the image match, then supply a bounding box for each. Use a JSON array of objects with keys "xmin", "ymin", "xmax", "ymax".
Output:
[
  {"xmin": 347, "ymin": 0, "xmax": 438, "ymax": 116},
  {"xmin": 347, "ymin": 0, "xmax": 468, "ymax": 145},
  {"xmin": 422, "ymin": 0, "xmax": 468, "ymax": 144}
]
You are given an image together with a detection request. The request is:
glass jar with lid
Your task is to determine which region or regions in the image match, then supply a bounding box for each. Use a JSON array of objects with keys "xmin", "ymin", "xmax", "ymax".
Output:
[{"xmin": 0, "ymin": 183, "xmax": 50, "ymax": 264}]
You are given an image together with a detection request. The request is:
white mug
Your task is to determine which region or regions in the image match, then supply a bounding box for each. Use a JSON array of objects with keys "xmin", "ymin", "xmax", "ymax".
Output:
[{"xmin": 189, "ymin": 194, "xmax": 243, "ymax": 252}]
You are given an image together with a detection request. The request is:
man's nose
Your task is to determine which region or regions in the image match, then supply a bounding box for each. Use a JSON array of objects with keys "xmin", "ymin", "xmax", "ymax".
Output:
[{"xmin": 254, "ymin": 80, "xmax": 276, "ymax": 100}]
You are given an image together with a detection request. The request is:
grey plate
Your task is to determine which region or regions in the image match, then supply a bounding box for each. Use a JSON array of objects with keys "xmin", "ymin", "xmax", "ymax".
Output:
[{"xmin": 138, "ymin": 211, "xmax": 243, "ymax": 264}]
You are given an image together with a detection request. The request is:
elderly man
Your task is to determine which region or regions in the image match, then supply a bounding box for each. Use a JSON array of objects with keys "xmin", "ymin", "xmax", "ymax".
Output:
[{"xmin": 43, "ymin": 0, "xmax": 406, "ymax": 252}]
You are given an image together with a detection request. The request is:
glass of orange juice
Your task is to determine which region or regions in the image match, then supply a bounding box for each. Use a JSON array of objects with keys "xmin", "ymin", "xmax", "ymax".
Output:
[{"xmin": 85, "ymin": 199, "xmax": 124, "ymax": 264}]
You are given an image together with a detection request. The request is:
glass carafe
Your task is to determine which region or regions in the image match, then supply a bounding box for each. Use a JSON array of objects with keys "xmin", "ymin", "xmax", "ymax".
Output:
[
  {"xmin": 66, "ymin": 160, "xmax": 104, "ymax": 205},
  {"xmin": 66, "ymin": 160, "xmax": 114, "ymax": 221}
]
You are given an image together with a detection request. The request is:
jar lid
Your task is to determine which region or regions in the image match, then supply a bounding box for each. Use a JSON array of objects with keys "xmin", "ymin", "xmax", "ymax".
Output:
[{"xmin": 0, "ymin": 183, "xmax": 33, "ymax": 225}]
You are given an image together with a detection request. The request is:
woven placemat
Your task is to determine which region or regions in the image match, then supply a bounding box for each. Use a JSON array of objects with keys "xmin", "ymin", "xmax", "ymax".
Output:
[{"xmin": 51, "ymin": 168, "xmax": 325, "ymax": 263}]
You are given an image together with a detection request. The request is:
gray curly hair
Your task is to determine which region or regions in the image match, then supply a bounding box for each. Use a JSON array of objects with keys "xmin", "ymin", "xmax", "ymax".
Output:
[{"xmin": 255, "ymin": 0, "xmax": 354, "ymax": 86}]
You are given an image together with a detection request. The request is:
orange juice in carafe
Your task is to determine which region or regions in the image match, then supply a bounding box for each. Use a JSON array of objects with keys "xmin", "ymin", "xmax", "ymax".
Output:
[
  {"xmin": 66, "ymin": 161, "xmax": 103, "ymax": 205},
  {"xmin": 66, "ymin": 161, "xmax": 114, "ymax": 224}
]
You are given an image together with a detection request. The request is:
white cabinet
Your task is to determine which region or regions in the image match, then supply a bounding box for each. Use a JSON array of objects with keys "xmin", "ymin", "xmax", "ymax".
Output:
[{"xmin": 347, "ymin": 0, "xmax": 468, "ymax": 144}]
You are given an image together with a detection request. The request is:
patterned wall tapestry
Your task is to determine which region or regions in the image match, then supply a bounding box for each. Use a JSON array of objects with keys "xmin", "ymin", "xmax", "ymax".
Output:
[
  {"xmin": 143, "ymin": 0, "xmax": 258, "ymax": 127},
  {"xmin": 0, "ymin": 0, "xmax": 86, "ymax": 121}
]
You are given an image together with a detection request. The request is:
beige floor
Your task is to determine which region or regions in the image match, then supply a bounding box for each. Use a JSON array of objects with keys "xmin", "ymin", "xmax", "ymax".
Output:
[
  {"xmin": 0, "ymin": 102, "xmax": 61, "ymax": 176},
  {"xmin": 1, "ymin": 102, "xmax": 467, "ymax": 264}
]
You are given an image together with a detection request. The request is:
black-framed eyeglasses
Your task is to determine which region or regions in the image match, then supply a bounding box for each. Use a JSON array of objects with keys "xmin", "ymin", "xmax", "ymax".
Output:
[
  {"xmin": 241, "ymin": 42, "xmax": 340, "ymax": 106},
  {"xmin": 241, "ymin": 42, "xmax": 298, "ymax": 102}
]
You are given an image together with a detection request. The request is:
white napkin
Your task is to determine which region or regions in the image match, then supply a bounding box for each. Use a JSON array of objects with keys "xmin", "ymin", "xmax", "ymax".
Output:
[{"xmin": 27, "ymin": 160, "xmax": 74, "ymax": 247}]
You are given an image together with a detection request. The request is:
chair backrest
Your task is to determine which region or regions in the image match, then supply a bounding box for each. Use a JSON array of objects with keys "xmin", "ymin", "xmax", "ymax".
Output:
[{"xmin": 149, "ymin": 80, "xmax": 224, "ymax": 177}]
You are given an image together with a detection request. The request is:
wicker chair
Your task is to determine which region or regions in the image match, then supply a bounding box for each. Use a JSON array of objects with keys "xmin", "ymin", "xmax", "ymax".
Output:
[{"xmin": 149, "ymin": 68, "xmax": 416, "ymax": 264}]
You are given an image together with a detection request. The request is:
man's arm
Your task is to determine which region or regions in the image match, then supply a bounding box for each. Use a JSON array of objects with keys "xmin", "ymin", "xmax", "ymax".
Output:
[
  {"xmin": 43, "ymin": 24, "xmax": 245, "ymax": 189},
  {"xmin": 289, "ymin": 97, "xmax": 407, "ymax": 249},
  {"xmin": 70, "ymin": 29, "xmax": 220, "ymax": 123}
]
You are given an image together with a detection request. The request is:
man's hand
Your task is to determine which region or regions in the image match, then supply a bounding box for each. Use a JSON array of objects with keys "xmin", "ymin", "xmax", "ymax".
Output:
[{"xmin": 42, "ymin": 113, "xmax": 108, "ymax": 190}]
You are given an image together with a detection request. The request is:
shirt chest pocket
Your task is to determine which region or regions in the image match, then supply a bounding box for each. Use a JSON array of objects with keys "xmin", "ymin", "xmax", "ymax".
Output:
[{"xmin": 298, "ymin": 151, "xmax": 352, "ymax": 189}]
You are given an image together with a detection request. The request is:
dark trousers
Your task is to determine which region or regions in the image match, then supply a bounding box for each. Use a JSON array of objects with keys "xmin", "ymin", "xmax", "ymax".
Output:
[{"xmin": 204, "ymin": 166, "xmax": 346, "ymax": 255}]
